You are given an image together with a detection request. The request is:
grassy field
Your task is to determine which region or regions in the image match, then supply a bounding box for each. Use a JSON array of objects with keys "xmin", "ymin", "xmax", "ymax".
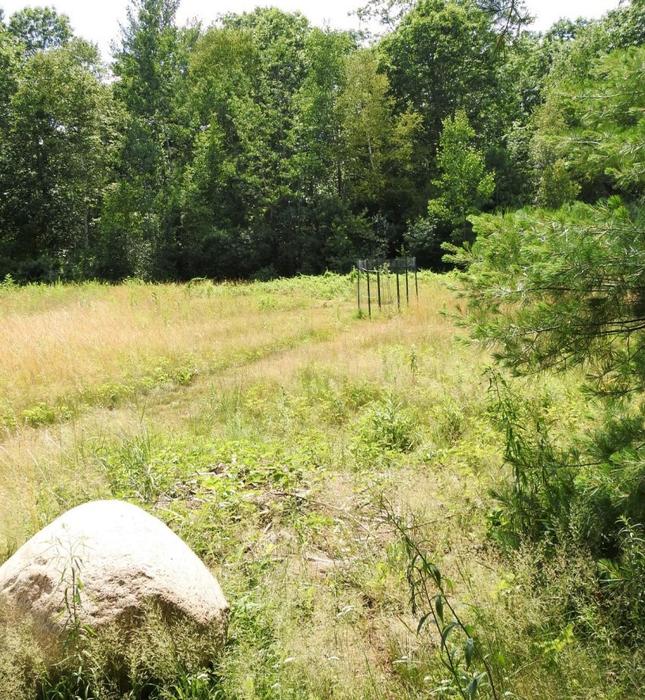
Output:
[{"xmin": 0, "ymin": 274, "xmax": 640, "ymax": 699}]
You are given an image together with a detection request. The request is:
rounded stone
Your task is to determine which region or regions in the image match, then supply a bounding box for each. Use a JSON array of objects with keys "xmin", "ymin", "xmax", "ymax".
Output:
[{"xmin": 0, "ymin": 500, "xmax": 229, "ymax": 642}]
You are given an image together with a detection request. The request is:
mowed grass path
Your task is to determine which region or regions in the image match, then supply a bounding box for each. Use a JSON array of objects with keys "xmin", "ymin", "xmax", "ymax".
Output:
[
  {"xmin": 0, "ymin": 275, "xmax": 626, "ymax": 699},
  {"xmin": 0, "ymin": 276, "xmax": 354, "ymax": 428},
  {"xmin": 2, "ymin": 273, "xmax": 466, "ymax": 559}
]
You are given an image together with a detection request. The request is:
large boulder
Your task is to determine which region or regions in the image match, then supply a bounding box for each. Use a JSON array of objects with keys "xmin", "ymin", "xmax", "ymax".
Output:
[{"xmin": 0, "ymin": 500, "xmax": 228, "ymax": 644}]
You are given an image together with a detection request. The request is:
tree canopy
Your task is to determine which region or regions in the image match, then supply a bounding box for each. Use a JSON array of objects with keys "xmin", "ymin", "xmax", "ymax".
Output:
[{"xmin": 0, "ymin": 0, "xmax": 641, "ymax": 283}]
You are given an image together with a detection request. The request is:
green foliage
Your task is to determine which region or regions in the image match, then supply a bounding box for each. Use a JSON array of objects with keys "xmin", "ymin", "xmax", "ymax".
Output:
[
  {"xmin": 353, "ymin": 395, "xmax": 419, "ymax": 461},
  {"xmin": 21, "ymin": 401, "xmax": 74, "ymax": 428},
  {"xmin": 106, "ymin": 0, "xmax": 192, "ymax": 280},
  {"xmin": 534, "ymin": 45, "xmax": 645, "ymax": 202},
  {"xmin": 389, "ymin": 506, "xmax": 500, "ymax": 699},
  {"xmin": 485, "ymin": 371, "xmax": 578, "ymax": 549},
  {"xmin": 291, "ymin": 27, "xmax": 353, "ymax": 195},
  {"xmin": 337, "ymin": 49, "xmax": 420, "ymax": 213},
  {"xmin": 449, "ymin": 200, "xmax": 645, "ymax": 396},
  {"xmin": 380, "ymin": 0, "xmax": 502, "ymax": 155},
  {"xmin": 0, "ymin": 24, "xmax": 20, "ymax": 128},
  {"xmin": 449, "ymin": 4, "xmax": 645, "ymax": 649},
  {"xmin": 7, "ymin": 6, "xmax": 73, "ymax": 54},
  {"xmin": 598, "ymin": 521, "xmax": 645, "ymax": 643},
  {"xmin": 431, "ymin": 111, "xmax": 495, "ymax": 224},
  {"xmin": 483, "ymin": 371, "xmax": 645, "ymax": 643},
  {"xmin": 0, "ymin": 0, "xmax": 579, "ymax": 280},
  {"xmin": 96, "ymin": 431, "xmax": 182, "ymax": 504},
  {"xmin": 408, "ymin": 110, "xmax": 495, "ymax": 258},
  {"xmin": 534, "ymin": 159, "xmax": 579, "ymax": 209},
  {"xmin": 451, "ymin": 197, "xmax": 644, "ymax": 603},
  {"xmin": 2, "ymin": 605, "xmax": 227, "ymax": 700},
  {"xmin": 0, "ymin": 41, "xmax": 118, "ymax": 280},
  {"xmin": 380, "ymin": 0, "xmax": 521, "ymax": 239}
]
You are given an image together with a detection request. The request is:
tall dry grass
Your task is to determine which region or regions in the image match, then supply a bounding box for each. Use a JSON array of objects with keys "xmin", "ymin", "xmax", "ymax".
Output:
[
  {"xmin": 0, "ymin": 278, "xmax": 358, "ymax": 425},
  {"xmin": 1, "ymin": 274, "xmax": 634, "ymax": 699},
  {"xmin": 0, "ymin": 273, "xmax": 461, "ymax": 550}
]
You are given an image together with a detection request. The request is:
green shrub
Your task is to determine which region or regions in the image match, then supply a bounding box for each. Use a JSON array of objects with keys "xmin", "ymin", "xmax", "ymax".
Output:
[
  {"xmin": 598, "ymin": 521, "xmax": 645, "ymax": 644},
  {"xmin": 352, "ymin": 396, "xmax": 419, "ymax": 466},
  {"xmin": 486, "ymin": 370, "xmax": 645, "ymax": 644},
  {"xmin": 22, "ymin": 402, "xmax": 74, "ymax": 428},
  {"xmin": 486, "ymin": 371, "xmax": 577, "ymax": 549}
]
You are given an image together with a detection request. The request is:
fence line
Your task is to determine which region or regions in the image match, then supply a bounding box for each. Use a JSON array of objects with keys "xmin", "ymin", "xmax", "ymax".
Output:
[{"xmin": 356, "ymin": 257, "xmax": 418, "ymax": 317}]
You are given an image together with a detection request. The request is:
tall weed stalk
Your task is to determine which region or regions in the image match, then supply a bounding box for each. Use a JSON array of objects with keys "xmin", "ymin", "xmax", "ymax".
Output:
[{"xmin": 385, "ymin": 504, "xmax": 499, "ymax": 699}]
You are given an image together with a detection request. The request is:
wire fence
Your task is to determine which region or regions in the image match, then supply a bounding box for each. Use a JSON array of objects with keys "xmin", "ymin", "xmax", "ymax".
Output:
[{"xmin": 356, "ymin": 257, "xmax": 418, "ymax": 317}]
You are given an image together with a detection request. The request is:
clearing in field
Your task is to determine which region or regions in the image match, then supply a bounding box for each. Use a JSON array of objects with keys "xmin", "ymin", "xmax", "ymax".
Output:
[{"xmin": 0, "ymin": 275, "xmax": 638, "ymax": 698}]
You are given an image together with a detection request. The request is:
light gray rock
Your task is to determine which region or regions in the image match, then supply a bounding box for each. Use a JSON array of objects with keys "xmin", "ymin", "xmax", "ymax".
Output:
[{"xmin": 0, "ymin": 500, "xmax": 228, "ymax": 642}]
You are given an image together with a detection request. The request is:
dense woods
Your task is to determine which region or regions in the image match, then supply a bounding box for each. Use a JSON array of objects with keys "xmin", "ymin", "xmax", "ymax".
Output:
[{"xmin": 0, "ymin": 0, "xmax": 640, "ymax": 282}]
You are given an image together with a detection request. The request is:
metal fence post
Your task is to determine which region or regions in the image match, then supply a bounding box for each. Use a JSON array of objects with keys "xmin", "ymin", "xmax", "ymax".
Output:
[
  {"xmin": 376, "ymin": 266, "xmax": 382, "ymax": 310},
  {"xmin": 356, "ymin": 256, "xmax": 418, "ymax": 316},
  {"xmin": 414, "ymin": 260, "xmax": 419, "ymax": 303},
  {"xmin": 357, "ymin": 266, "xmax": 361, "ymax": 315},
  {"xmin": 396, "ymin": 270, "xmax": 401, "ymax": 311}
]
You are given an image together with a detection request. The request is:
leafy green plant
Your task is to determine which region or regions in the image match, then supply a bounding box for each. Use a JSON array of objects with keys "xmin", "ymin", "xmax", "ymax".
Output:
[
  {"xmin": 22, "ymin": 402, "xmax": 74, "ymax": 428},
  {"xmin": 0, "ymin": 273, "xmax": 17, "ymax": 290},
  {"xmin": 409, "ymin": 345, "xmax": 419, "ymax": 383},
  {"xmin": 96, "ymin": 432, "xmax": 177, "ymax": 504},
  {"xmin": 39, "ymin": 542, "xmax": 95, "ymax": 700},
  {"xmin": 159, "ymin": 671, "xmax": 224, "ymax": 700},
  {"xmin": 446, "ymin": 199, "xmax": 645, "ymax": 399},
  {"xmin": 486, "ymin": 370, "xmax": 577, "ymax": 549},
  {"xmin": 386, "ymin": 505, "xmax": 500, "ymax": 699},
  {"xmin": 353, "ymin": 395, "xmax": 419, "ymax": 463},
  {"xmin": 598, "ymin": 519, "xmax": 645, "ymax": 643}
]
